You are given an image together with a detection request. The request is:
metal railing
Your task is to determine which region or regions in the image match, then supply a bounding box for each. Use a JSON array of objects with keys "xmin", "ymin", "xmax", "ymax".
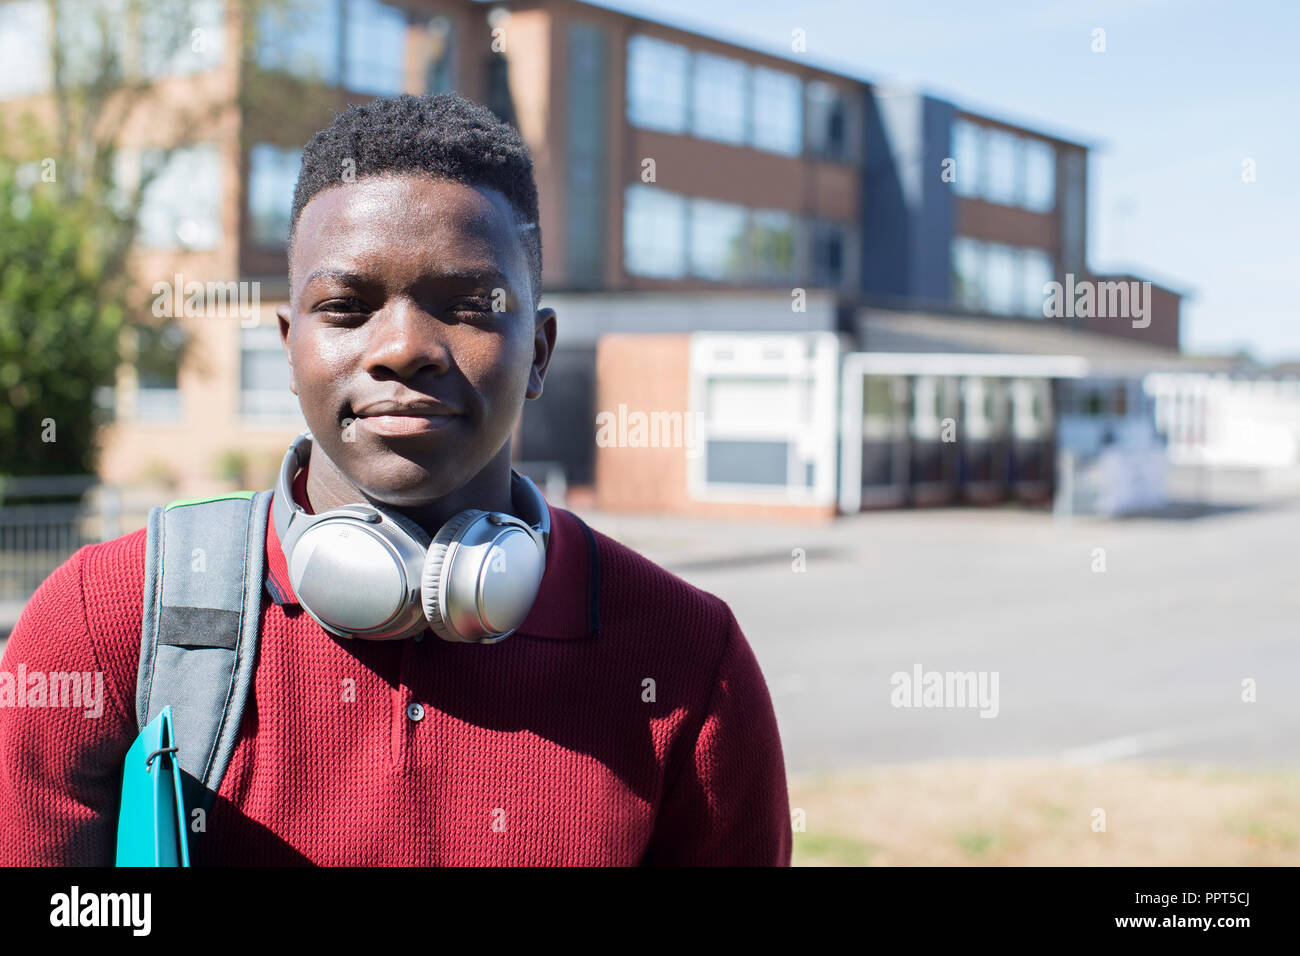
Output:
[{"xmin": 0, "ymin": 475, "xmax": 123, "ymax": 607}]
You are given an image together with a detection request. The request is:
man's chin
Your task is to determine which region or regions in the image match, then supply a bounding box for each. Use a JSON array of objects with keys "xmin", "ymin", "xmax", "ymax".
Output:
[{"xmin": 349, "ymin": 458, "xmax": 465, "ymax": 508}]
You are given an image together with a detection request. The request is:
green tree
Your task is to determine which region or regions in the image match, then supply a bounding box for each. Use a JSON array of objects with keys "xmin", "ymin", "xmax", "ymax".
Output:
[
  {"xmin": 0, "ymin": 0, "xmax": 404, "ymax": 482},
  {"xmin": 0, "ymin": 0, "xmax": 232, "ymax": 480},
  {"xmin": 0, "ymin": 157, "xmax": 124, "ymax": 477}
]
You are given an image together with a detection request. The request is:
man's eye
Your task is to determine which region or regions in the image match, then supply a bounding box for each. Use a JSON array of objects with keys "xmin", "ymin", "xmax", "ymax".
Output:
[
  {"xmin": 320, "ymin": 298, "xmax": 369, "ymax": 316},
  {"xmin": 451, "ymin": 297, "xmax": 496, "ymax": 317}
]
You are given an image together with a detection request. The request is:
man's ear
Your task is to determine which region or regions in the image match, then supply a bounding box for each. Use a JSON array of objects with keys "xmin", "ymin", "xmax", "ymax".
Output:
[
  {"xmin": 526, "ymin": 307, "xmax": 557, "ymax": 401},
  {"xmin": 276, "ymin": 303, "xmax": 298, "ymax": 396}
]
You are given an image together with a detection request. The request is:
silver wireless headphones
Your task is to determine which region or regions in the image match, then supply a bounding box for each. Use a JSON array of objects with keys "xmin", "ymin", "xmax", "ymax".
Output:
[{"xmin": 271, "ymin": 431, "xmax": 550, "ymax": 643}]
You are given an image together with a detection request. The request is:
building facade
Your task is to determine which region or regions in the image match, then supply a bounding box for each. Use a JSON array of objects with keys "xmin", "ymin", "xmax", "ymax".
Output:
[{"xmin": 1, "ymin": 0, "xmax": 1192, "ymax": 513}]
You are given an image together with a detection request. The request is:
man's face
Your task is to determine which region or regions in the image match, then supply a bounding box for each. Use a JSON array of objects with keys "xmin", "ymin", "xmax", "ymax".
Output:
[{"xmin": 277, "ymin": 174, "xmax": 555, "ymax": 506}]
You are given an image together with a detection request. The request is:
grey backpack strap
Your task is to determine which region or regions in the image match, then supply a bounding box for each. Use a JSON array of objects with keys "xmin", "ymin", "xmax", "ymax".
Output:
[{"xmin": 137, "ymin": 489, "xmax": 273, "ymax": 816}]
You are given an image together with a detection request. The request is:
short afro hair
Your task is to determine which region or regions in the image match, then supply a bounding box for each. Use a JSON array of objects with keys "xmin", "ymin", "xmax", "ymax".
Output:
[{"xmin": 289, "ymin": 93, "xmax": 542, "ymax": 308}]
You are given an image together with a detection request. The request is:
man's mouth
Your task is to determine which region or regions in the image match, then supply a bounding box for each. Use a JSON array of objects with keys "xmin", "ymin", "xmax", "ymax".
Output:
[
  {"xmin": 348, "ymin": 398, "xmax": 464, "ymax": 438},
  {"xmin": 354, "ymin": 413, "xmax": 461, "ymax": 438}
]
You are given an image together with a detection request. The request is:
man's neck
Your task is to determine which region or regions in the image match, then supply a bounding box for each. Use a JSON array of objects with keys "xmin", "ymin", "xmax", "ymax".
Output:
[{"xmin": 302, "ymin": 443, "xmax": 516, "ymax": 537}]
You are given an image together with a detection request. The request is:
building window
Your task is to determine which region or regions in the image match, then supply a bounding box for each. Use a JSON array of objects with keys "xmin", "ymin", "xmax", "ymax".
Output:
[
  {"xmin": 689, "ymin": 199, "xmax": 748, "ymax": 280},
  {"xmin": 135, "ymin": 322, "xmax": 185, "ymax": 422},
  {"xmin": 751, "ymin": 209, "xmax": 797, "ymax": 283},
  {"xmin": 343, "ymin": 0, "xmax": 406, "ymax": 95},
  {"xmin": 627, "ymin": 38, "xmax": 810, "ymax": 156},
  {"xmin": 750, "ymin": 67, "xmax": 801, "ymax": 156},
  {"xmin": 707, "ymin": 376, "xmax": 800, "ymax": 426},
  {"xmin": 1022, "ymin": 138, "xmax": 1056, "ymax": 212},
  {"xmin": 862, "ymin": 375, "xmax": 906, "ymax": 430},
  {"xmin": 952, "ymin": 118, "xmax": 1059, "ymax": 214},
  {"xmin": 248, "ymin": 144, "xmax": 302, "ymax": 249},
  {"xmin": 623, "ymin": 184, "xmax": 687, "ymax": 278},
  {"xmin": 984, "ymin": 242, "xmax": 1019, "ymax": 315},
  {"xmin": 703, "ymin": 377, "xmax": 801, "ymax": 485},
  {"xmin": 953, "ymin": 238, "xmax": 1054, "ymax": 318},
  {"xmin": 806, "ymin": 80, "xmax": 852, "ymax": 162},
  {"xmin": 983, "ymin": 127, "xmax": 1019, "ymax": 205},
  {"xmin": 254, "ymin": 0, "xmax": 416, "ymax": 92},
  {"xmin": 626, "ymin": 187, "xmax": 848, "ymax": 288},
  {"xmin": 20, "ymin": 0, "xmax": 224, "ymax": 89},
  {"xmin": 1019, "ymin": 248, "xmax": 1053, "ymax": 317},
  {"xmin": 951, "ymin": 237, "xmax": 984, "ymax": 310},
  {"xmin": 690, "ymin": 51, "xmax": 747, "ymax": 145},
  {"xmin": 0, "ymin": 0, "xmax": 51, "ymax": 97},
  {"xmin": 257, "ymin": 0, "xmax": 341, "ymax": 84},
  {"xmin": 810, "ymin": 220, "xmax": 848, "ymax": 287},
  {"xmin": 951, "ymin": 119, "xmax": 983, "ymax": 198},
  {"xmin": 140, "ymin": 0, "xmax": 225, "ymax": 78},
  {"xmin": 240, "ymin": 327, "xmax": 304, "ymax": 422},
  {"xmin": 626, "ymin": 35, "xmax": 689, "ymax": 134},
  {"xmin": 706, "ymin": 439, "xmax": 791, "ymax": 485},
  {"xmin": 421, "ymin": 14, "xmax": 455, "ymax": 94},
  {"xmin": 52, "ymin": 0, "xmax": 131, "ymax": 87},
  {"xmin": 135, "ymin": 145, "xmax": 223, "ymax": 251}
]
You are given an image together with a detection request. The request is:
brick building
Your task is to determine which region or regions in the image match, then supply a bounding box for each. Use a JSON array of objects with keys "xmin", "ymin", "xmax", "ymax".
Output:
[{"xmin": 0, "ymin": 0, "xmax": 1187, "ymax": 514}]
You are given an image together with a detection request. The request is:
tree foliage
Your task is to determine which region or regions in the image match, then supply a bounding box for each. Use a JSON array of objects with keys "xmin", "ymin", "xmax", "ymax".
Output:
[
  {"xmin": 0, "ymin": 0, "xmax": 224, "ymax": 479},
  {"xmin": 0, "ymin": 156, "xmax": 124, "ymax": 477}
]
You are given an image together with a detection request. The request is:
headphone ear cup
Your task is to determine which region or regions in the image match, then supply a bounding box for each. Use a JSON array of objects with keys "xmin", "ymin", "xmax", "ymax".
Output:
[{"xmin": 421, "ymin": 509, "xmax": 486, "ymax": 642}]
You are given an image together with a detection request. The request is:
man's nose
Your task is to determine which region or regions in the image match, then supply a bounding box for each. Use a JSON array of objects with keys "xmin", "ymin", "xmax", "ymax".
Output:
[{"xmin": 362, "ymin": 299, "xmax": 450, "ymax": 380}]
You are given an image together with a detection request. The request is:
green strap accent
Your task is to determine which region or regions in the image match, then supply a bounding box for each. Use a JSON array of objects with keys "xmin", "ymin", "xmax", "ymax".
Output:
[{"xmin": 164, "ymin": 490, "xmax": 255, "ymax": 512}]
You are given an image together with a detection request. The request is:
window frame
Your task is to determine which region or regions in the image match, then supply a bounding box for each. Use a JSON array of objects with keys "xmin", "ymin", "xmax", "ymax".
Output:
[
  {"xmin": 749, "ymin": 65, "xmax": 802, "ymax": 156},
  {"xmin": 689, "ymin": 50, "xmax": 749, "ymax": 145},
  {"xmin": 622, "ymin": 183, "xmax": 688, "ymax": 279},
  {"xmin": 247, "ymin": 143, "xmax": 303, "ymax": 250},
  {"xmin": 626, "ymin": 34, "xmax": 690, "ymax": 134}
]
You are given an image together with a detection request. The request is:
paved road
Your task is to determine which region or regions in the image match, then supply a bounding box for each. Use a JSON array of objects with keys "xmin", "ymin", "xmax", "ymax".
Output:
[{"xmin": 583, "ymin": 498, "xmax": 1300, "ymax": 773}]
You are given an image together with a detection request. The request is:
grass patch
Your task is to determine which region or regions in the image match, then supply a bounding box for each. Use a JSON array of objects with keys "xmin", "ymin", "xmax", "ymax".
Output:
[
  {"xmin": 787, "ymin": 760, "xmax": 1300, "ymax": 866},
  {"xmin": 956, "ymin": 830, "xmax": 999, "ymax": 858},
  {"xmin": 792, "ymin": 831, "xmax": 877, "ymax": 867},
  {"xmin": 1228, "ymin": 817, "xmax": 1297, "ymax": 850}
]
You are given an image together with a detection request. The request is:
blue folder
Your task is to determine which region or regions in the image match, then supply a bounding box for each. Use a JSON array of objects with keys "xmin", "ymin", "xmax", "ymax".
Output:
[{"xmin": 115, "ymin": 706, "xmax": 191, "ymax": 866}]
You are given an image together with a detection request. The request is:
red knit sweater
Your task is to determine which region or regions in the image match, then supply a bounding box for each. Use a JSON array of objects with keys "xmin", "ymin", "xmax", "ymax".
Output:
[{"xmin": 0, "ymin": 471, "xmax": 792, "ymax": 866}]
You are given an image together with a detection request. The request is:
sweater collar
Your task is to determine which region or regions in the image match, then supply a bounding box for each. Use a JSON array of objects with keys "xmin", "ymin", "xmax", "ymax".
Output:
[{"xmin": 264, "ymin": 466, "xmax": 600, "ymax": 641}]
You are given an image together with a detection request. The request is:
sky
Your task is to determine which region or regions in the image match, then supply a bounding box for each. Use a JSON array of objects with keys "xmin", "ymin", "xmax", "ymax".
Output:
[{"xmin": 587, "ymin": 0, "xmax": 1300, "ymax": 363}]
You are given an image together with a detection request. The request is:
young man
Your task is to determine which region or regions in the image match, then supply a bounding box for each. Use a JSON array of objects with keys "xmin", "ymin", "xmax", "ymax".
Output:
[{"xmin": 0, "ymin": 93, "xmax": 792, "ymax": 866}]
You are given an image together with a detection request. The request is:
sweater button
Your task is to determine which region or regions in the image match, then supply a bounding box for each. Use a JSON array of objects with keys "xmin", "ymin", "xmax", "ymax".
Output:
[{"xmin": 406, "ymin": 702, "xmax": 425, "ymax": 722}]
